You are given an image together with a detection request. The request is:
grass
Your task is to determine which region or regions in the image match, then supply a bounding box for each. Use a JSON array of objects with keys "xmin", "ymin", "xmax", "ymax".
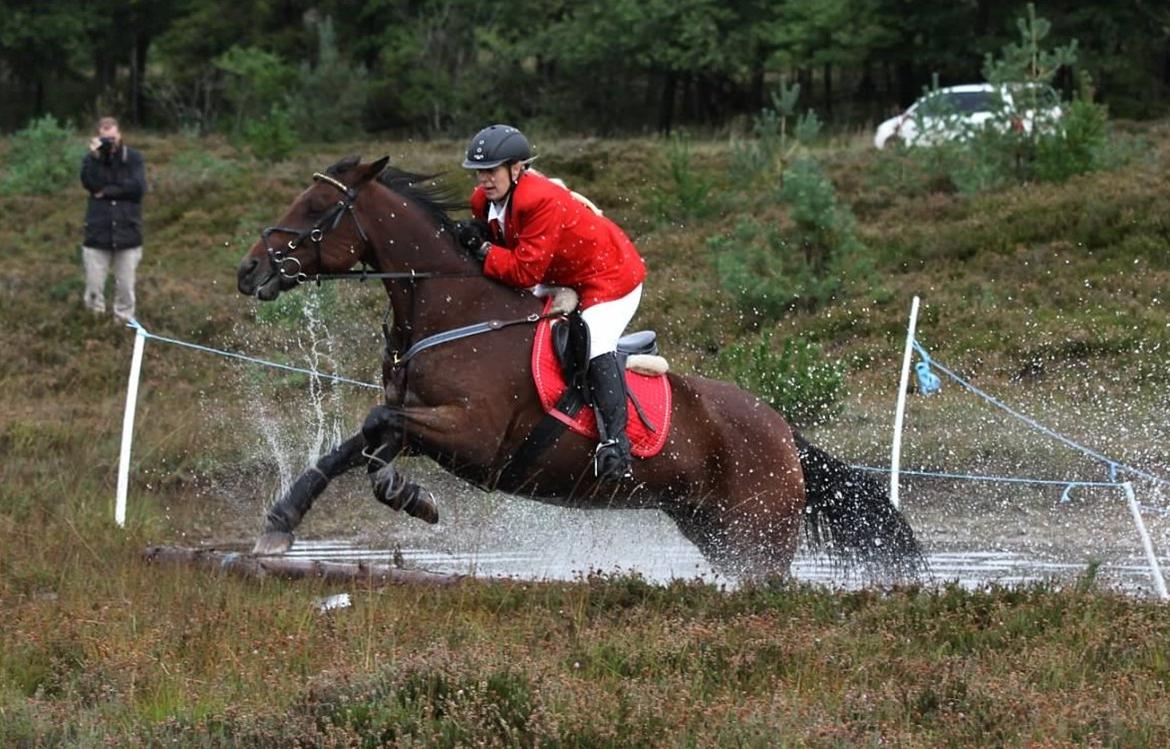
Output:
[{"xmin": 3, "ymin": 125, "xmax": 1170, "ymax": 745}]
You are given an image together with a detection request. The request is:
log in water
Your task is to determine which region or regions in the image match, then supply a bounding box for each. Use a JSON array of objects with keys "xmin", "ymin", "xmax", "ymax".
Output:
[{"xmin": 142, "ymin": 545, "xmax": 467, "ymax": 587}]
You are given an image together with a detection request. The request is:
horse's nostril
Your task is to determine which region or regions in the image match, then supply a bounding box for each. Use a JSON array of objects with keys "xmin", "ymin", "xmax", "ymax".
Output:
[{"xmin": 237, "ymin": 256, "xmax": 262, "ymax": 293}]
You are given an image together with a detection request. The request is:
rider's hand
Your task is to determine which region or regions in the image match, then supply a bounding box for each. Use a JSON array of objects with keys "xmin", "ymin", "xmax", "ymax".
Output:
[{"xmin": 453, "ymin": 219, "xmax": 492, "ymax": 262}]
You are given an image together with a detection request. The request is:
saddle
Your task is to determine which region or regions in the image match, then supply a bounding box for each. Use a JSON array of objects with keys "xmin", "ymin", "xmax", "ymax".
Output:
[
  {"xmin": 550, "ymin": 312, "xmax": 660, "ymax": 401},
  {"xmin": 495, "ymin": 301, "xmax": 672, "ymax": 487}
]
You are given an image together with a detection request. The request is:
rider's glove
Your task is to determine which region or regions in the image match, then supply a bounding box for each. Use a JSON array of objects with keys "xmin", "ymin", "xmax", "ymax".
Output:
[{"xmin": 453, "ymin": 219, "xmax": 492, "ymax": 262}]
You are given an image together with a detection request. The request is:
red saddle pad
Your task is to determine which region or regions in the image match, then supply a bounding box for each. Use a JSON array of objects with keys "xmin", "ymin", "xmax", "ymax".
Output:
[{"xmin": 531, "ymin": 307, "xmax": 672, "ymax": 459}]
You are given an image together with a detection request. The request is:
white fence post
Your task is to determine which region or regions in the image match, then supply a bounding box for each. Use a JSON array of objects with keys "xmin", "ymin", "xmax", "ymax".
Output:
[
  {"xmin": 1123, "ymin": 481, "xmax": 1168, "ymax": 600},
  {"xmin": 115, "ymin": 323, "xmax": 147, "ymax": 527},
  {"xmin": 890, "ymin": 296, "xmax": 920, "ymax": 510}
]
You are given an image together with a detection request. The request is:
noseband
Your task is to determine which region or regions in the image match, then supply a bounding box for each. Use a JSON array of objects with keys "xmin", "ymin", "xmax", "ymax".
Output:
[{"xmin": 260, "ymin": 172, "xmax": 371, "ymax": 282}]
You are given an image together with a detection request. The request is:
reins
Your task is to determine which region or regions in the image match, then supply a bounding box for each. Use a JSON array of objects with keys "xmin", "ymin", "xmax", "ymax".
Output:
[
  {"xmin": 391, "ymin": 312, "xmax": 561, "ymax": 369},
  {"xmin": 260, "ymin": 167, "xmax": 560, "ymax": 372},
  {"xmin": 263, "ymin": 171, "xmax": 483, "ymax": 285}
]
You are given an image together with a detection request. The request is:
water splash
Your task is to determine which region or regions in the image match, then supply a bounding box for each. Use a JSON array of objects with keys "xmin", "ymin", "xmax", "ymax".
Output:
[
  {"xmin": 241, "ymin": 288, "xmax": 351, "ymax": 510},
  {"xmin": 299, "ymin": 290, "xmax": 346, "ymax": 464}
]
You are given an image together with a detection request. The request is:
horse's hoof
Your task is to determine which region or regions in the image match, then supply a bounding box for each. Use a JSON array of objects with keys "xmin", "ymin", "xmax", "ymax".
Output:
[
  {"xmin": 252, "ymin": 530, "xmax": 295, "ymax": 555},
  {"xmin": 407, "ymin": 490, "xmax": 440, "ymax": 525}
]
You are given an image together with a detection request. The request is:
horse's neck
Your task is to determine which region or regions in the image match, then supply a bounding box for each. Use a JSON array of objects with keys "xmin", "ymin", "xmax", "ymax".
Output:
[{"xmin": 364, "ymin": 186, "xmax": 537, "ymax": 340}]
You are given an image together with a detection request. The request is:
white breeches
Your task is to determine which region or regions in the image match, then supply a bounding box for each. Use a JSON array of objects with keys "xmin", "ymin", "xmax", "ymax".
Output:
[{"xmin": 581, "ymin": 284, "xmax": 643, "ymax": 360}]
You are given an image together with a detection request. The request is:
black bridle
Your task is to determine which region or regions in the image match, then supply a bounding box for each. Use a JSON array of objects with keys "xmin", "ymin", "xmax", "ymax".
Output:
[
  {"xmin": 260, "ymin": 170, "xmax": 484, "ymax": 285},
  {"xmin": 260, "ymin": 171, "xmax": 373, "ymax": 283},
  {"xmin": 256, "ymin": 168, "xmax": 560, "ymax": 372}
]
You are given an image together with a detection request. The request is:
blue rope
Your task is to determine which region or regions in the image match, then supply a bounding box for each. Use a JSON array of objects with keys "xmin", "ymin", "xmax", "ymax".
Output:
[
  {"xmin": 126, "ymin": 319, "xmax": 382, "ymax": 391},
  {"xmin": 123, "ymin": 320, "xmax": 1170, "ymax": 501},
  {"xmin": 856, "ymin": 465, "xmax": 1121, "ymax": 489},
  {"xmin": 912, "ymin": 340, "xmax": 1170, "ymax": 490}
]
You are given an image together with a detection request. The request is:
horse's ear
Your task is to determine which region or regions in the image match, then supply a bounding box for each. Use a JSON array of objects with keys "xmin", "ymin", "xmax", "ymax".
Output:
[{"xmin": 357, "ymin": 156, "xmax": 390, "ymax": 184}]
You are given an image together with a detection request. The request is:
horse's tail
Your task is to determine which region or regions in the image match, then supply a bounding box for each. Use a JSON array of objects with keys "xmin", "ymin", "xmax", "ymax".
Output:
[{"xmin": 794, "ymin": 432, "xmax": 927, "ymax": 578}]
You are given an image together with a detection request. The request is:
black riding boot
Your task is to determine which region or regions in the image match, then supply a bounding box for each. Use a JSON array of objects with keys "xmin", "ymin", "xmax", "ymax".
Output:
[{"xmin": 588, "ymin": 352, "xmax": 633, "ymax": 481}]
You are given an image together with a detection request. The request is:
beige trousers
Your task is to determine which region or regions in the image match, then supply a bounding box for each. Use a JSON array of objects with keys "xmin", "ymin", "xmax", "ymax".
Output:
[{"xmin": 82, "ymin": 246, "xmax": 142, "ymax": 321}]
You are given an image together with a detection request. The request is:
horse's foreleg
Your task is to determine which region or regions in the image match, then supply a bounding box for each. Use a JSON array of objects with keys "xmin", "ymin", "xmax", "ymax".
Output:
[
  {"xmin": 363, "ymin": 405, "xmax": 439, "ymax": 525},
  {"xmin": 253, "ymin": 431, "xmax": 367, "ymax": 555}
]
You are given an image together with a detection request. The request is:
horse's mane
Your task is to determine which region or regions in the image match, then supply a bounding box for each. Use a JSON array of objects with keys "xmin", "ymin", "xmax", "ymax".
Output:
[{"xmin": 326, "ymin": 155, "xmax": 466, "ymax": 233}]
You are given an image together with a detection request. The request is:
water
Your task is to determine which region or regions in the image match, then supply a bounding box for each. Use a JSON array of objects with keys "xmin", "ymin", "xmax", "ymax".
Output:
[
  {"xmin": 239, "ymin": 289, "xmax": 350, "ymax": 506},
  {"xmin": 214, "ymin": 289, "xmax": 1170, "ymax": 599},
  {"xmin": 279, "ymin": 536, "xmax": 1168, "ymax": 596},
  {"xmin": 267, "ymin": 491, "xmax": 1170, "ymax": 598}
]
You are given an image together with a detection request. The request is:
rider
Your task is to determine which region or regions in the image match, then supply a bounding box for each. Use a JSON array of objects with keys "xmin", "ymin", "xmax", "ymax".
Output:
[{"xmin": 454, "ymin": 124, "xmax": 646, "ymax": 481}]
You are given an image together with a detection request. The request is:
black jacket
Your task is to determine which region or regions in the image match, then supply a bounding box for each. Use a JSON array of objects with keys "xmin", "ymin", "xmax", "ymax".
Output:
[{"xmin": 80, "ymin": 144, "xmax": 147, "ymax": 250}]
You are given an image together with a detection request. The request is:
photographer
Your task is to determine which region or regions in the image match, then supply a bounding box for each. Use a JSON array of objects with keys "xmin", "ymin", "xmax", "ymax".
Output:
[{"xmin": 80, "ymin": 116, "xmax": 147, "ymax": 323}]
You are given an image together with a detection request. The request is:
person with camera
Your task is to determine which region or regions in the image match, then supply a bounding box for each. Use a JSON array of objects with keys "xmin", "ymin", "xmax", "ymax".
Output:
[{"xmin": 80, "ymin": 116, "xmax": 147, "ymax": 323}]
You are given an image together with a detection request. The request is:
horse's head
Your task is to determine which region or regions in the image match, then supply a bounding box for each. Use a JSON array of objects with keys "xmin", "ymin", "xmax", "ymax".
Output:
[{"xmin": 237, "ymin": 155, "xmax": 389, "ymax": 300}]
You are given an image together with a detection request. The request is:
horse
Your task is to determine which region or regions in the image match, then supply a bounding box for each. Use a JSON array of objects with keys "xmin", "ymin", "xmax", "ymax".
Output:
[{"xmin": 236, "ymin": 155, "xmax": 924, "ymax": 580}]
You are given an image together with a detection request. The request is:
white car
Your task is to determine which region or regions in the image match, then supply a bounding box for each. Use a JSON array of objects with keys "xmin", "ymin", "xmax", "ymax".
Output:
[{"xmin": 874, "ymin": 83, "xmax": 1062, "ymax": 149}]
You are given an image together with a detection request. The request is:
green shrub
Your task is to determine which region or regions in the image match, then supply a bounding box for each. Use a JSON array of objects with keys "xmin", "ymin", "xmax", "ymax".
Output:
[
  {"xmin": 779, "ymin": 159, "xmax": 867, "ymax": 274},
  {"xmin": 652, "ymin": 133, "xmax": 717, "ymax": 220},
  {"xmin": 711, "ymin": 217, "xmax": 804, "ymax": 322},
  {"xmin": 214, "ymin": 45, "xmax": 299, "ymax": 128},
  {"xmin": 0, "ymin": 115, "xmax": 85, "ymax": 196},
  {"xmin": 875, "ymin": 6, "xmax": 1121, "ymax": 195},
  {"xmin": 730, "ymin": 82, "xmax": 821, "ymax": 188},
  {"xmin": 717, "ymin": 331, "xmax": 845, "ymax": 426},
  {"xmin": 292, "ymin": 16, "xmax": 369, "ymax": 142},
  {"xmin": 1033, "ymin": 98, "xmax": 1109, "ymax": 182},
  {"xmin": 242, "ymin": 105, "xmax": 299, "ymax": 162},
  {"xmin": 155, "ymin": 146, "xmax": 235, "ymax": 196},
  {"xmin": 712, "ymin": 159, "xmax": 875, "ymax": 324}
]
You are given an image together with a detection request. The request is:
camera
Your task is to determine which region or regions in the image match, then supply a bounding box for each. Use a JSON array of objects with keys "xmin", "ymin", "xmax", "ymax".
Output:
[{"xmin": 98, "ymin": 136, "xmax": 116, "ymax": 155}]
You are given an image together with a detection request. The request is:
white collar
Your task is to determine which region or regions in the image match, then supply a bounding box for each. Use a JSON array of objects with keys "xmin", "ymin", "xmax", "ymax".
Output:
[{"xmin": 487, "ymin": 197, "xmax": 509, "ymax": 231}]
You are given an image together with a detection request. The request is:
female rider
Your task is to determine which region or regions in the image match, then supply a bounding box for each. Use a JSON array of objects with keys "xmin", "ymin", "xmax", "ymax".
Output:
[{"xmin": 454, "ymin": 124, "xmax": 646, "ymax": 481}]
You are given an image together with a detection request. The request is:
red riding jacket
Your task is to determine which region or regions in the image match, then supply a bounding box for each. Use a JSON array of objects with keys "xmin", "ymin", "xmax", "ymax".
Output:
[{"xmin": 471, "ymin": 171, "xmax": 646, "ymax": 309}]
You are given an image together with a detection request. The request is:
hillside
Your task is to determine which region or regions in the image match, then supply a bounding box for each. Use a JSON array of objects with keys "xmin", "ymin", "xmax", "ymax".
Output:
[{"xmin": 3, "ymin": 128, "xmax": 1170, "ymax": 744}]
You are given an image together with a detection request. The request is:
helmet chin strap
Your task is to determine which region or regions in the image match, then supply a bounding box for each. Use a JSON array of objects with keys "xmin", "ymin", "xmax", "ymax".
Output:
[
  {"xmin": 496, "ymin": 162, "xmax": 524, "ymax": 204},
  {"xmin": 492, "ymin": 163, "xmax": 525, "ymax": 237}
]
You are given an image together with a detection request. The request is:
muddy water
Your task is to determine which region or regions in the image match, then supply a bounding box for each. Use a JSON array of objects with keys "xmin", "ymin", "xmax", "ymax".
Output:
[
  {"xmin": 222, "ymin": 462, "xmax": 1170, "ymax": 597},
  {"xmin": 283, "ymin": 537, "xmax": 1167, "ymax": 596}
]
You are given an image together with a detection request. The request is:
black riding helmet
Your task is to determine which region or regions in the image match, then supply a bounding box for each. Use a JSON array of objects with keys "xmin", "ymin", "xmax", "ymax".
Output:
[{"xmin": 461, "ymin": 124, "xmax": 534, "ymax": 170}]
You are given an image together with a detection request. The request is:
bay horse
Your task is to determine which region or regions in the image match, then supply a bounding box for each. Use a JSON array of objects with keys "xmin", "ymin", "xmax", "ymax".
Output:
[{"xmin": 236, "ymin": 155, "xmax": 923, "ymax": 580}]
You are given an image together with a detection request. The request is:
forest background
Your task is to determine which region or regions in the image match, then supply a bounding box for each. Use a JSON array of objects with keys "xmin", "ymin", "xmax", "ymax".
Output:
[{"xmin": 2, "ymin": 0, "xmax": 1168, "ymax": 136}]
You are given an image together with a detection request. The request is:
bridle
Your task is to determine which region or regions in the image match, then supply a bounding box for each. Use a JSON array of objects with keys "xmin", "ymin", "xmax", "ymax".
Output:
[
  {"xmin": 260, "ymin": 171, "xmax": 372, "ymax": 283},
  {"xmin": 254, "ymin": 167, "xmax": 560, "ymax": 372}
]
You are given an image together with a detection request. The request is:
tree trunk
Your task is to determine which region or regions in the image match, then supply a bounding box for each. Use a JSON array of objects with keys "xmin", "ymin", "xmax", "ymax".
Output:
[
  {"xmin": 823, "ymin": 62, "xmax": 833, "ymax": 120},
  {"xmin": 34, "ymin": 77, "xmax": 45, "ymax": 117},
  {"xmin": 681, "ymin": 73, "xmax": 696, "ymax": 124},
  {"xmin": 896, "ymin": 61, "xmax": 916, "ymax": 109},
  {"xmin": 130, "ymin": 32, "xmax": 150, "ymax": 125},
  {"xmin": 857, "ymin": 62, "xmax": 875, "ymax": 123},
  {"xmin": 657, "ymin": 70, "xmax": 677, "ymax": 134},
  {"xmin": 143, "ymin": 545, "xmax": 468, "ymax": 587},
  {"xmin": 798, "ymin": 67, "xmax": 812, "ymax": 104},
  {"xmin": 751, "ymin": 59, "xmax": 766, "ymax": 112}
]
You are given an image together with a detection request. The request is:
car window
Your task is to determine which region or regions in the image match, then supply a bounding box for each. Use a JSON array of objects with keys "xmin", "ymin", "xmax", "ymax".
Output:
[
  {"xmin": 946, "ymin": 91, "xmax": 992, "ymax": 114},
  {"xmin": 1011, "ymin": 85, "xmax": 1060, "ymax": 109},
  {"xmin": 915, "ymin": 90, "xmax": 992, "ymax": 116}
]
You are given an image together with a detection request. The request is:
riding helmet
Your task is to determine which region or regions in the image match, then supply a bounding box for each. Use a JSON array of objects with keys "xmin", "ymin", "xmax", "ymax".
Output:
[{"xmin": 461, "ymin": 124, "xmax": 534, "ymax": 169}]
